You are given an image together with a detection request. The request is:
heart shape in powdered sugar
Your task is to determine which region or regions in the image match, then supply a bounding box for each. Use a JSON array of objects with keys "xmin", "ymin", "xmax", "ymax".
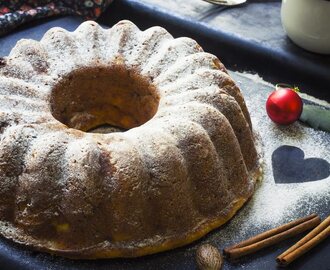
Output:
[{"xmin": 272, "ymin": 145, "xmax": 330, "ymax": 184}]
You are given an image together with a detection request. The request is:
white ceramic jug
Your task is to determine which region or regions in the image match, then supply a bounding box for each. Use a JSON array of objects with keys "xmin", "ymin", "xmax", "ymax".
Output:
[{"xmin": 281, "ymin": 0, "xmax": 330, "ymax": 54}]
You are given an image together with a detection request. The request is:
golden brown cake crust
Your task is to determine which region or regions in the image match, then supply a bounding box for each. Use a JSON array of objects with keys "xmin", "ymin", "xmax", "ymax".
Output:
[{"xmin": 0, "ymin": 20, "xmax": 261, "ymax": 259}]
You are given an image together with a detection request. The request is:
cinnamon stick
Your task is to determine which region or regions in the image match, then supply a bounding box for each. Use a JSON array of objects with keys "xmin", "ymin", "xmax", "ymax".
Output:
[
  {"xmin": 223, "ymin": 214, "xmax": 321, "ymax": 260},
  {"xmin": 277, "ymin": 215, "xmax": 330, "ymax": 267}
]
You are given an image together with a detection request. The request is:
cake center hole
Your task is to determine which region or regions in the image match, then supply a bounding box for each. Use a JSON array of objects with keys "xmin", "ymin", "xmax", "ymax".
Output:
[{"xmin": 50, "ymin": 66, "xmax": 160, "ymax": 133}]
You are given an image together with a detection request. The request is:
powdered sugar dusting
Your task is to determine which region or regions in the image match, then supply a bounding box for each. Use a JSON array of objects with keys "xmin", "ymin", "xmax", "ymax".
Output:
[
  {"xmin": 0, "ymin": 20, "xmax": 260, "ymax": 260},
  {"xmin": 202, "ymin": 71, "xmax": 330, "ymax": 247}
]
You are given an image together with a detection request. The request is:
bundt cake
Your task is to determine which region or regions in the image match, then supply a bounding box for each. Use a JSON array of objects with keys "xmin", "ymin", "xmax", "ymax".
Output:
[{"xmin": 0, "ymin": 20, "xmax": 260, "ymax": 259}]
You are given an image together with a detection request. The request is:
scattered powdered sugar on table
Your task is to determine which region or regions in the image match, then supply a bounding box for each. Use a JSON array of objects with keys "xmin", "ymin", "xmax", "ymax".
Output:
[
  {"xmin": 240, "ymin": 72, "xmax": 330, "ymax": 106},
  {"xmin": 203, "ymin": 71, "xmax": 330, "ymax": 246}
]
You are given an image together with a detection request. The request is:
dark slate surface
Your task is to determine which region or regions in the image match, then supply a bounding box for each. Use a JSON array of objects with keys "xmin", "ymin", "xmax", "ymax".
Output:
[
  {"xmin": 0, "ymin": 4, "xmax": 329, "ymax": 270},
  {"xmin": 272, "ymin": 145, "xmax": 330, "ymax": 184}
]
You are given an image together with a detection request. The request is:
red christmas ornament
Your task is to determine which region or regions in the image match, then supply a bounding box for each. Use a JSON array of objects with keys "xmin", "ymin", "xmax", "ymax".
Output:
[{"xmin": 266, "ymin": 85, "xmax": 303, "ymax": 125}]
